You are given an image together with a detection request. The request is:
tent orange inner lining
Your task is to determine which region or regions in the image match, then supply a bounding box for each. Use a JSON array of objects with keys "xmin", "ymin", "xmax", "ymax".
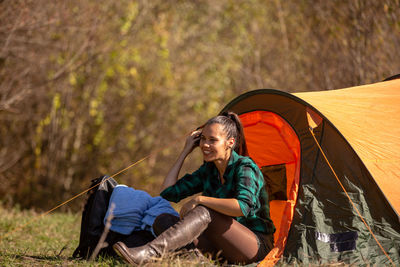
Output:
[{"xmin": 239, "ymin": 111, "xmax": 301, "ymax": 266}]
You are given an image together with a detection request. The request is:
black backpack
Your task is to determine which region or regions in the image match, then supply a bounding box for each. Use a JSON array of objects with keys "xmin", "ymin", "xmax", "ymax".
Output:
[
  {"xmin": 72, "ymin": 175, "xmax": 118, "ymax": 259},
  {"xmin": 72, "ymin": 175, "xmax": 155, "ymax": 259}
]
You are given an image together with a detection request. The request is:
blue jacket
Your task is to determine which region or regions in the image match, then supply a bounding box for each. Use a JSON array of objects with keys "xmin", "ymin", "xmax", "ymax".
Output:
[{"xmin": 104, "ymin": 185, "xmax": 178, "ymax": 236}]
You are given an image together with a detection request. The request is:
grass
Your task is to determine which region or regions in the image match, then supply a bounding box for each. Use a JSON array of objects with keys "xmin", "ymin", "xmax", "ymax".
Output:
[
  {"xmin": 0, "ymin": 204, "xmax": 221, "ymax": 266},
  {"xmin": 0, "ymin": 204, "xmax": 114, "ymax": 266},
  {"xmin": 0, "ymin": 205, "xmax": 354, "ymax": 267}
]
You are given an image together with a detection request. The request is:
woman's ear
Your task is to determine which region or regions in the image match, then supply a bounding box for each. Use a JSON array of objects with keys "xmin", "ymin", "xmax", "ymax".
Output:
[{"xmin": 227, "ymin": 137, "xmax": 235, "ymax": 149}]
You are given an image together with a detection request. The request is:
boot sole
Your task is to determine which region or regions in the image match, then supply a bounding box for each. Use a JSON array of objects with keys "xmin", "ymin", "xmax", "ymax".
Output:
[{"xmin": 113, "ymin": 242, "xmax": 137, "ymax": 266}]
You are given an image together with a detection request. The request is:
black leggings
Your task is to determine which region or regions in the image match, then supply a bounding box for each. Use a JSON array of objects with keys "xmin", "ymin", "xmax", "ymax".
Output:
[{"xmin": 153, "ymin": 207, "xmax": 274, "ymax": 264}]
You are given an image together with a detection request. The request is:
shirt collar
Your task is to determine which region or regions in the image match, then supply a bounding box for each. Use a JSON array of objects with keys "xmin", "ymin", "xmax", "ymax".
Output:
[{"xmin": 206, "ymin": 150, "xmax": 240, "ymax": 177}]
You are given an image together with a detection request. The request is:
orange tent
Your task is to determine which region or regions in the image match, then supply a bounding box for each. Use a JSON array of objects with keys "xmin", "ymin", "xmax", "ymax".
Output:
[
  {"xmin": 294, "ymin": 79, "xmax": 400, "ymax": 215},
  {"xmin": 220, "ymin": 79, "xmax": 400, "ymax": 266}
]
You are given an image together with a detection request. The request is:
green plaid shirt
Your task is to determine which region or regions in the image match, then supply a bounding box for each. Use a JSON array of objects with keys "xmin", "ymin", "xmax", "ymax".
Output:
[{"xmin": 161, "ymin": 151, "xmax": 275, "ymax": 235}]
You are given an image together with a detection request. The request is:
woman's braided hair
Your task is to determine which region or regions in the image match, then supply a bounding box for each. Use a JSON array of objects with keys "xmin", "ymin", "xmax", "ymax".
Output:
[{"xmin": 205, "ymin": 111, "xmax": 248, "ymax": 156}]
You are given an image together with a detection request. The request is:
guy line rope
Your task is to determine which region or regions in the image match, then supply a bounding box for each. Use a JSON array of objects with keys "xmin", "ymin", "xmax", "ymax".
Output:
[
  {"xmin": 308, "ymin": 127, "xmax": 395, "ymax": 266},
  {"xmin": 0, "ymin": 131, "xmax": 189, "ymax": 242}
]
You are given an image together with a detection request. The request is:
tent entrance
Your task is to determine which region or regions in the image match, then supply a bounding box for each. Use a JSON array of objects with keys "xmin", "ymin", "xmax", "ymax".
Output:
[{"xmin": 239, "ymin": 111, "xmax": 301, "ymax": 254}]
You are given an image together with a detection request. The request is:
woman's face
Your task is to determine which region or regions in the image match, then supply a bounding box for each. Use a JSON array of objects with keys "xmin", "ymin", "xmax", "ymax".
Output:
[{"xmin": 199, "ymin": 123, "xmax": 234, "ymax": 162}]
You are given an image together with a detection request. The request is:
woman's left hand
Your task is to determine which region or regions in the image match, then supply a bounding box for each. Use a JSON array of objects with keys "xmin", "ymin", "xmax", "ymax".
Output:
[{"xmin": 180, "ymin": 196, "xmax": 201, "ymax": 218}]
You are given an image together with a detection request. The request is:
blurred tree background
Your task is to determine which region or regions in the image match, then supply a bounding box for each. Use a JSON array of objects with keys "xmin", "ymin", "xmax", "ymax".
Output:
[{"xmin": 1, "ymin": 0, "xmax": 399, "ymax": 211}]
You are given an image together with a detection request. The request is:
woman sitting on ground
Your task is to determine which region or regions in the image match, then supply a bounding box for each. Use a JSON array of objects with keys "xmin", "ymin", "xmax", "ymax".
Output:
[{"xmin": 113, "ymin": 111, "xmax": 276, "ymax": 265}]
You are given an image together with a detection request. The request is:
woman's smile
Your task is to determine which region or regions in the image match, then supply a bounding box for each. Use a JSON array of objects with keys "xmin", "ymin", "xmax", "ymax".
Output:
[
  {"xmin": 202, "ymin": 149, "xmax": 211, "ymax": 155},
  {"xmin": 202, "ymin": 148, "xmax": 213, "ymax": 160}
]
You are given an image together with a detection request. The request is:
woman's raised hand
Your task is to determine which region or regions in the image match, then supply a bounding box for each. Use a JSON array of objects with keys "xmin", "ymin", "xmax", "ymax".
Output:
[
  {"xmin": 161, "ymin": 129, "xmax": 202, "ymax": 192},
  {"xmin": 183, "ymin": 130, "xmax": 202, "ymax": 154}
]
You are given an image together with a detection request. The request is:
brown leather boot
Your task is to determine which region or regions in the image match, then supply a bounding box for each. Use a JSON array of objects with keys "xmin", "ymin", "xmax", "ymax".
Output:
[
  {"xmin": 113, "ymin": 205, "xmax": 211, "ymax": 265},
  {"xmin": 153, "ymin": 213, "xmax": 197, "ymax": 251}
]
